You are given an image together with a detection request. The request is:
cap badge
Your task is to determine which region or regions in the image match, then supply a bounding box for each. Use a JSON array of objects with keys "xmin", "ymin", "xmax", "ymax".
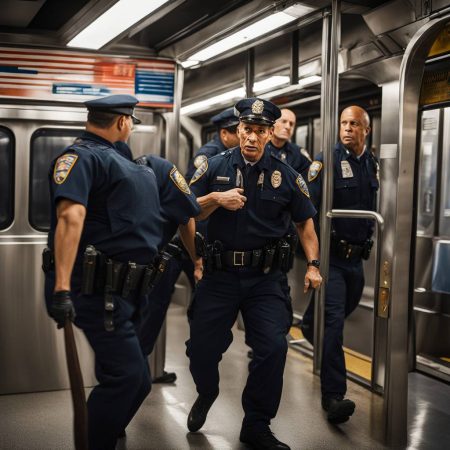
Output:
[
  {"xmin": 251, "ymin": 99, "xmax": 264, "ymax": 115},
  {"xmin": 271, "ymin": 170, "xmax": 282, "ymax": 188}
]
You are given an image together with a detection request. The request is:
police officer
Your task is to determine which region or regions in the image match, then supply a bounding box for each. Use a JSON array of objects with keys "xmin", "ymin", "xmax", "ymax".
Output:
[
  {"xmin": 302, "ymin": 105, "xmax": 378, "ymax": 424},
  {"xmin": 186, "ymin": 98, "xmax": 322, "ymax": 450},
  {"xmin": 185, "ymin": 107, "xmax": 240, "ymax": 181},
  {"xmin": 113, "ymin": 142, "xmax": 202, "ymax": 369},
  {"xmin": 265, "ymin": 108, "xmax": 311, "ymax": 176},
  {"xmin": 44, "ymin": 95, "xmax": 163, "ymax": 450}
]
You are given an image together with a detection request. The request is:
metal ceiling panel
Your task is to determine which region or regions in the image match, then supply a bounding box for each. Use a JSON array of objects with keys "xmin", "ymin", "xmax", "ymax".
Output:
[
  {"xmin": 362, "ymin": 0, "xmax": 415, "ymax": 35},
  {"xmin": 0, "ymin": 0, "xmax": 46, "ymax": 27}
]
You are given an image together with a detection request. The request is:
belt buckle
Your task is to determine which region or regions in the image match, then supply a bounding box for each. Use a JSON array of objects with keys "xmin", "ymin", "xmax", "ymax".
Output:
[{"xmin": 233, "ymin": 251, "xmax": 245, "ymax": 266}]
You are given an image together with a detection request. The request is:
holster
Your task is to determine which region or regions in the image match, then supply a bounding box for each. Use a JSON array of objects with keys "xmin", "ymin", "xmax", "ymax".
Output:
[{"xmin": 42, "ymin": 247, "xmax": 54, "ymax": 274}]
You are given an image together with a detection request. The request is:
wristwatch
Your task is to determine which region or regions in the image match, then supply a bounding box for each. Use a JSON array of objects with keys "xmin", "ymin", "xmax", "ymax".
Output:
[{"xmin": 307, "ymin": 260, "xmax": 320, "ymax": 268}]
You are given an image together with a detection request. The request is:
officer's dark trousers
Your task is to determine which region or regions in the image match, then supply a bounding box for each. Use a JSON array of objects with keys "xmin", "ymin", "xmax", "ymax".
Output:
[
  {"xmin": 302, "ymin": 255, "xmax": 364, "ymax": 398},
  {"xmin": 138, "ymin": 256, "xmax": 195, "ymax": 356},
  {"xmin": 45, "ymin": 273, "xmax": 151, "ymax": 450},
  {"xmin": 186, "ymin": 269, "xmax": 291, "ymax": 430}
]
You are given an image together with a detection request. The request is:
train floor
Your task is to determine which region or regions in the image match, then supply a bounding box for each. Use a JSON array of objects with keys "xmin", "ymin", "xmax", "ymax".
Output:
[{"xmin": 0, "ymin": 304, "xmax": 449, "ymax": 450}]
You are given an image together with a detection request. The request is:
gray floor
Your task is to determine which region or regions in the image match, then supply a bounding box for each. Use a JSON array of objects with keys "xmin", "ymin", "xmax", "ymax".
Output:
[{"xmin": 0, "ymin": 305, "xmax": 448, "ymax": 450}]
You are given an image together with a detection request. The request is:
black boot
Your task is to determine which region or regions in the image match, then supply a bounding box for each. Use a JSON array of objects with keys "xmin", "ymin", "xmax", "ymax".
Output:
[
  {"xmin": 322, "ymin": 396, "xmax": 355, "ymax": 424},
  {"xmin": 240, "ymin": 426, "xmax": 290, "ymax": 450},
  {"xmin": 153, "ymin": 370, "xmax": 177, "ymax": 384},
  {"xmin": 187, "ymin": 392, "xmax": 218, "ymax": 432}
]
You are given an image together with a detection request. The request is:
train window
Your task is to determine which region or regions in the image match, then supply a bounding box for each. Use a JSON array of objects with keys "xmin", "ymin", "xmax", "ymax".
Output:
[
  {"xmin": 296, "ymin": 125, "xmax": 308, "ymax": 149},
  {"xmin": 0, "ymin": 127, "xmax": 15, "ymax": 230},
  {"xmin": 29, "ymin": 129, "xmax": 83, "ymax": 232}
]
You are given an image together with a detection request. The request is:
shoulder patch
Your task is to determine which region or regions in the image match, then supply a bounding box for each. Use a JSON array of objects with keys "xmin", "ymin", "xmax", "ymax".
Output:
[
  {"xmin": 296, "ymin": 174, "xmax": 310, "ymax": 198},
  {"xmin": 190, "ymin": 160, "xmax": 208, "ymax": 185},
  {"xmin": 308, "ymin": 161, "xmax": 323, "ymax": 182},
  {"xmin": 170, "ymin": 166, "xmax": 191, "ymax": 194},
  {"xmin": 194, "ymin": 154, "xmax": 207, "ymax": 169},
  {"xmin": 53, "ymin": 153, "xmax": 78, "ymax": 184}
]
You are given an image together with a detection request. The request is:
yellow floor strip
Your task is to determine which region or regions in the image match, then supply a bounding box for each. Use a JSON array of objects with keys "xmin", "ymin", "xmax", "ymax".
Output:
[
  {"xmin": 441, "ymin": 357, "xmax": 450, "ymax": 363},
  {"xmin": 289, "ymin": 326, "xmax": 372, "ymax": 381}
]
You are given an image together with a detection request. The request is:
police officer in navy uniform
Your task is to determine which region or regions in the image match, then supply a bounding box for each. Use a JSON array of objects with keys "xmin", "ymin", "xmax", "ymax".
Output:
[
  {"xmin": 266, "ymin": 108, "xmax": 311, "ymax": 176},
  {"xmin": 302, "ymin": 105, "xmax": 379, "ymax": 424},
  {"xmin": 44, "ymin": 95, "xmax": 163, "ymax": 450},
  {"xmin": 113, "ymin": 142, "xmax": 202, "ymax": 372},
  {"xmin": 185, "ymin": 107, "xmax": 240, "ymax": 181},
  {"xmin": 186, "ymin": 98, "xmax": 322, "ymax": 449}
]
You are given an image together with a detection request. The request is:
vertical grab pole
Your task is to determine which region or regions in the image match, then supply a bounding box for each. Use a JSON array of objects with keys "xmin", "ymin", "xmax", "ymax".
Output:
[{"xmin": 314, "ymin": 0, "xmax": 340, "ymax": 375}]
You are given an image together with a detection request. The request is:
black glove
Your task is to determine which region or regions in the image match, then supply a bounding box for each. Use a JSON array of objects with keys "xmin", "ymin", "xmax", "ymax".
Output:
[{"xmin": 51, "ymin": 290, "xmax": 76, "ymax": 329}]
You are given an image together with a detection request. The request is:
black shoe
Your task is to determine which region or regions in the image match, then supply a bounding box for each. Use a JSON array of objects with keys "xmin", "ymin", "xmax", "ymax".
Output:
[
  {"xmin": 322, "ymin": 397, "xmax": 355, "ymax": 424},
  {"xmin": 240, "ymin": 427, "xmax": 290, "ymax": 450},
  {"xmin": 187, "ymin": 392, "xmax": 218, "ymax": 432},
  {"xmin": 153, "ymin": 370, "xmax": 177, "ymax": 384}
]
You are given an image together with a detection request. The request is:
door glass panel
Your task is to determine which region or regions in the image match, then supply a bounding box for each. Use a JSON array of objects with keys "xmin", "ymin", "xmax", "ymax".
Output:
[
  {"xmin": 0, "ymin": 127, "xmax": 14, "ymax": 230},
  {"xmin": 417, "ymin": 109, "xmax": 440, "ymax": 236},
  {"xmin": 439, "ymin": 108, "xmax": 450, "ymax": 237},
  {"xmin": 29, "ymin": 129, "xmax": 83, "ymax": 231},
  {"xmin": 295, "ymin": 125, "xmax": 308, "ymax": 149}
]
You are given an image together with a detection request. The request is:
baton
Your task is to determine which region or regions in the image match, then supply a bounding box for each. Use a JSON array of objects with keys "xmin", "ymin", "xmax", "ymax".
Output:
[{"xmin": 64, "ymin": 322, "xmax": 89, "ymax": 450}]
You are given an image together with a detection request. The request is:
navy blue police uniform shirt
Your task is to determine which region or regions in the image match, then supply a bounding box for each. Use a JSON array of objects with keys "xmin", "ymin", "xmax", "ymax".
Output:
[
  {"xmin": 134, "ymin": 154, "xmax": 201, "ymax": 248},
  {"xmin": 189, "ymin": 148, "xmax": 316, "ymax": 251},
  {"xmin": 48, "ymin": 131, "xmax": 163, "ymax": 265},
  {"xmin": 185, "ymin": 134, "xmax": 227, "ymax": 181},
  {"xmin": 307, "ymin": 141, "xmax": 379, "ymax": 244},
  {"xmin": 266, "ymin": 140, "xmax": 311, "ymax": 177}
]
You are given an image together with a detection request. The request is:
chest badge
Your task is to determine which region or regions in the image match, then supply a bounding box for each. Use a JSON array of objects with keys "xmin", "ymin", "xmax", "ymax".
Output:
[
  {"xmin": 53, "ymin": 153, "xmax": 78, "ymax": 184},
  {"xmin": 341, "ymin": 160, "xmax": 354, "ymax": 178},
  {"xmin": 271, "ymin": 170, "xmax": 282, "ymax": 188},
  {"xmin": 257, "ymin": 172, "xmax": 264, "ymax": 187},
  {"xmin": 170, "ymin": 166, "xmax": 191, "ymax": 194},
  {"xmin": 236, "ymin": 167, "xmax": 244, "ymax": 188}
]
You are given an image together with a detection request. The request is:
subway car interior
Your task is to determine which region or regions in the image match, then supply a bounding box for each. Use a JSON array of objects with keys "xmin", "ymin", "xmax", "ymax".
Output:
[{"xmin": 0, "ymin": 0, "xmax": 450, "ymax": 449}]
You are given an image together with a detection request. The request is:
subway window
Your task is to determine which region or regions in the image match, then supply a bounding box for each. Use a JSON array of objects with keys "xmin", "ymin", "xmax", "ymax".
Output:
[
  {"xmin": 29, "ymin": 129, "xmax": 83, "ymax": 231},
  {"xmin": 0, "ymin": 127, "xmax": 15, "ymax": 230}
]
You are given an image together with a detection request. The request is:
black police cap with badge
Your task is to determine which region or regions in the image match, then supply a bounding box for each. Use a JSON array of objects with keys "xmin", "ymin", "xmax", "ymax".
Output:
[
  {"xmin": 85, "ymin": 94, "xmax": 142, "ymax": 124},
  {"xmin": 234, "ymin": 97, "xmax": 281, "ymax": 126},
  {"xmin": 211, "ymin": 107, "xmax": 240, "ymax": 130}
]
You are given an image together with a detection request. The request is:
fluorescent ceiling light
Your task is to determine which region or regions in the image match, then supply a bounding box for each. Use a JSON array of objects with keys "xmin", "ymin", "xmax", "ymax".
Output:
[
  {"xmin": 67, "ymin": 0, "xmax": 170, "ymax": 50},
  {"xmin": 254, "ymin": 75, "xmax": 289, "ymax": 93},
  {"xmin": 181, "ymin": 87, "xmax": 245, "ymax": 116},
  {"xmin": 182, "ymin": 5, "xmax": 314, "ymax": 65},
  {"xmin": 298, "ymin": 75, "xmax": 321, "ymax": 87},
  {"xmin": 180, "ymin": 60, "xmax": 200, "ymax": 69}
]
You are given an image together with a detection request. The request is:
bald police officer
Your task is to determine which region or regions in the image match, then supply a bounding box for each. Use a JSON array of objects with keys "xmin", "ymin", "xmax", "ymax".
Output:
[
  {"xmin": 266, "ymin": 108, "xmax": 311, "ymax": 176},
  {"xmin": 302, "ymin": 105, "xmax": 378, "ymax": 424},
  {"xmin": 44, "ymin": 95, "xmax": 162, "ymax": 450},
  {"xmin": 185, "ymin": 107, "xmax": 240, "ymax": 181},
  {"xmin": 186, "ymin": 98, "xmax": 322, "ymax": 450}
]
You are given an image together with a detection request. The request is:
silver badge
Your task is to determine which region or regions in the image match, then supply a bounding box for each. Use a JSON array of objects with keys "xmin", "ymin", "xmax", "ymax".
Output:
[
  {"xmin": 271, "ymin": 170, "xmax": 282, "ymax": 188},
  {"xmin": 236, "ymin": 167, "xmax": 244, "ymax": 188},
  {"xmin": 257, "ymin": 172, "xmax": 264, "ymax": 187},
  {"xmin": 341, "ymin": 160, "xmax": 354, "ymax": 178},
  {"xmin": 251, "ymin": 99, "xmax": 264, "ymax": 115}
]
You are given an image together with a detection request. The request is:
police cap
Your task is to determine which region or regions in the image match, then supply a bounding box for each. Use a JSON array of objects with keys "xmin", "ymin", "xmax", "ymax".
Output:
[
  {"xmin": 234, "ymin": 97, "xmax": 281, "ymax": 126},
  {"xmin": 84, "ymin": 94, "xmax": 141, "ymax": 124},
  {"xmin": 211, "ymin": 107, "xmax": 239, "ymax": 130}
]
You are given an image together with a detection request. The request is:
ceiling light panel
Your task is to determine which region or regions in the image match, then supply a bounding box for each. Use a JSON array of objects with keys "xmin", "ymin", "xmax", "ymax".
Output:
[{"xmin": 67, "ymin": 0, "xmax": 170, "ymax": 50}]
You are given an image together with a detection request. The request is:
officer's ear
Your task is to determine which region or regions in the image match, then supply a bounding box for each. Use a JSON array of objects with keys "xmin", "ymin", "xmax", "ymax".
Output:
[{"xmin": 117, "ymin": 115, "xmax": 127, "ymax": 131}]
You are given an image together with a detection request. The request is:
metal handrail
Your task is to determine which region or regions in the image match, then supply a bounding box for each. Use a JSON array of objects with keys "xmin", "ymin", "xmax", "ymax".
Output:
[{"xmin": 327, "ymin": 208, "xmax": 384, "ymax": 392}]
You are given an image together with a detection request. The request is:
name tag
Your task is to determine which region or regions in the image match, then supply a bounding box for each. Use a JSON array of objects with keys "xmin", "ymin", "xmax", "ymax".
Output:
[{"xmin": 215, "ymin": 176, "xmax": 230, "ymax": 184}]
